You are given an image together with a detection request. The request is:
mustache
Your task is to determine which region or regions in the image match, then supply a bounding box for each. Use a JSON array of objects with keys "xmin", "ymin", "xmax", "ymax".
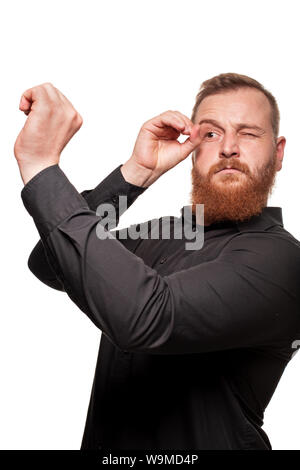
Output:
[{"xmin": 213, "ymin": 161, "xmax": 248, "ymax": 174}]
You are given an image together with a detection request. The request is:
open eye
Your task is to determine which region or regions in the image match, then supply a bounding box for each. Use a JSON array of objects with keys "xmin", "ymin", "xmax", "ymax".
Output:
[{"xmin": 205, "ymin": 131, "xmax": 218, "ymax": 139}]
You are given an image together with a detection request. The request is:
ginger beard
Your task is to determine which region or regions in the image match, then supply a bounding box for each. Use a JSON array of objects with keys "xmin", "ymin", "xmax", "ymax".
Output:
[{"xmin": 190, "ymin": 150, "xmax": 278, "ymax": 225}]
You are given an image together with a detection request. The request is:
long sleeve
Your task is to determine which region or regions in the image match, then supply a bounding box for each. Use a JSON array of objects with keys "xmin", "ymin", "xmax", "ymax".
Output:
[
  {"xmin": 21, "ymin": 164, "xmax": 300, "ymax": 354},
  {"xmin": 27, "ymin": 164, "xmax": 147, "ymax": 291}
]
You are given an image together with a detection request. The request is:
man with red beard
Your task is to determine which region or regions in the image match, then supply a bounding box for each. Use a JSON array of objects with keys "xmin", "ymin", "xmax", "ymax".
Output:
[
  {"xmin": 189, "ymin": 84, "xmax": 280, "ymax": 226},
  {"xmin": 16, "ymin": 74, "xmax": 300, "ymax": 450}
]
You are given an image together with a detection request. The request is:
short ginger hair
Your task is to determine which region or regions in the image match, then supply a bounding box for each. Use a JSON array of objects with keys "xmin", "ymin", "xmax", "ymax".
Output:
[{"xmin": 191, "ymin": 72, "xmax": 280, "ymax": 142}]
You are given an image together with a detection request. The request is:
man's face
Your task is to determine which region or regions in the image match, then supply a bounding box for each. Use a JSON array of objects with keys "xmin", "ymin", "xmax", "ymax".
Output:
[{"xmin": 190, "ymin": 87, "xmax": 286, "ymax": 225}]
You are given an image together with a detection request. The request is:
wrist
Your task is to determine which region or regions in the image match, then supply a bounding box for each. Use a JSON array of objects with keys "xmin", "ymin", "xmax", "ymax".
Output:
[
  {"xmin": 121, "ymin": 159, "xmax": 156, "ymax": 188},
  {"xmin": 18, "ymin": 160, "xmax": 59, "ymax": 186}
]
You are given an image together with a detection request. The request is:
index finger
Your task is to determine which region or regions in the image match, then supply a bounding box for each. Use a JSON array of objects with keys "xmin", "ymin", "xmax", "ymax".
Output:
[
  {"xmin": 172, "ymin": 110, "xmax": 194, "ymax": 132},
  {"xmin": 21, "ymin": 84, "xmax": 48, "ymax": 104},
  {"xmin": 19, "ymin": 84, "xmax": 50, "ymax": 116}
]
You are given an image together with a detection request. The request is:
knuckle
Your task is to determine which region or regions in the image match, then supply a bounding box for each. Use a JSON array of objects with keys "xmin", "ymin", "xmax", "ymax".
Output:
[
  {"xmin": 69, "ymin": 109, "xmax": 78, "ymax": 120},
  {"xmin": 43, "ymin": 82, "xmax": 54, "ymax": 88},
  {"xmin": 67, "ymin": 109, "xmax": 83, "ymax": 128},
  {"xmin": 30, "ymin": 85, "xmax": 41, "ymax": 95}
]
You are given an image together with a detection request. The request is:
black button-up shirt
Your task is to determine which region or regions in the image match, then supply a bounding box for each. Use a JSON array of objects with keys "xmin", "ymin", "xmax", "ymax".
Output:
[{"xmin": 21, "ymin": 163, "xmax": 300, "ymax": 450}]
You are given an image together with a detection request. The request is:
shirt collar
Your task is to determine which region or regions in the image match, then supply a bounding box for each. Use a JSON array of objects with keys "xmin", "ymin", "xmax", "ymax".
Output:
[{"xmin": 180, "ymin": 205, "xmax": 283, "ymax": 232}]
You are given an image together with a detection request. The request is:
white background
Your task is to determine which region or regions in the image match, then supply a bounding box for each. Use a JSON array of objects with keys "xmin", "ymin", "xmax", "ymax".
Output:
[{"xmin": 1, "ymin": 0, "xmax": 300, "ymax": 450}]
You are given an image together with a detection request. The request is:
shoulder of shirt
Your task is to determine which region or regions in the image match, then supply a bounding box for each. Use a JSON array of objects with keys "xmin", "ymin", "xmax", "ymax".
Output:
[
  {"xmin": 219, "ymin": 209, "xmax": 300, "ymax": 262},
  {"xmin": 234, "ymin": 206, "xmax": 300, "ymax": 250},
  {"xmin": 179, "ymin": 204, "xmax": 300, "ymax": 254}
]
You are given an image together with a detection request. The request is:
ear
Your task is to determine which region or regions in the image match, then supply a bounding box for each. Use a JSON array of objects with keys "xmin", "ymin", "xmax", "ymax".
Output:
[{"xmin": 275, "ymin": 136, "xmax": 286, "ymax": 171}]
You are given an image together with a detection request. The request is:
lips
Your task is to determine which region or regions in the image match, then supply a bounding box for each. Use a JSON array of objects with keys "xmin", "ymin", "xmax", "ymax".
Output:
[{"xmin": 216, "ymin": 167, "xmax": 242, "ymax": 173}]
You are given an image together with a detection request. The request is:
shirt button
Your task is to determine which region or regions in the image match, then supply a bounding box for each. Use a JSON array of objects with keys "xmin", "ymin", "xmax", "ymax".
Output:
[{"xmin": 160, "ymin": 257, "xmax": 167, "ymax": 264}]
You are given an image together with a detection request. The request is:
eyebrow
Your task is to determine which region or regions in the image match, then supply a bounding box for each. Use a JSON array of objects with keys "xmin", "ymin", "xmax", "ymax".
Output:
[{"xmin": 198, "ymin": 118, "xmax": 265, "ymax": 134}]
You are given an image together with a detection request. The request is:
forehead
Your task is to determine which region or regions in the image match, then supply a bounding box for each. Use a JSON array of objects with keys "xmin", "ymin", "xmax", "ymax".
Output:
[{"xmin": 195, "ymin": 88, "xmax": 272, "ymax": 128}]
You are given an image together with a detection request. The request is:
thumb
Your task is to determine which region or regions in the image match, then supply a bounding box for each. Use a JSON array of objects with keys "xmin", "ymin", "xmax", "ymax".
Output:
[
  {"xmin": 179, "ymin": 124, "xmax": 202, "ymax": 160},
  {"xmin": 19, "ymin": 95, "xmax": 32, "ymax": 116}
]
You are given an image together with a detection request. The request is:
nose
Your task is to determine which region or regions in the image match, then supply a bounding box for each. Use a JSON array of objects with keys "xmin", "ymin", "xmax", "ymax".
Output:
[{"xmin": 219, "ymin": 133, "xmax": 240, "ymax": 159}]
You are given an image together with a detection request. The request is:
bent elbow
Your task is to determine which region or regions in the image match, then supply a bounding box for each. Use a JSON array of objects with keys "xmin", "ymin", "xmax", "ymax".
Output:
[{"xmin": 28, "ymin": 247, "xmax": 65, "ymax": 292}]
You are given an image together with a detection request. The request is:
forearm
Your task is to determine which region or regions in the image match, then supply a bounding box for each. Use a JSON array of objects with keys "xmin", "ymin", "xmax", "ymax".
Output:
[
  {"xmin": 27, "ymin": 163, "xmax": 148, "ymax": 290},
  {"xmin": 21, "ymin": 164, "xmax": 171, "ymax": 351}
]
